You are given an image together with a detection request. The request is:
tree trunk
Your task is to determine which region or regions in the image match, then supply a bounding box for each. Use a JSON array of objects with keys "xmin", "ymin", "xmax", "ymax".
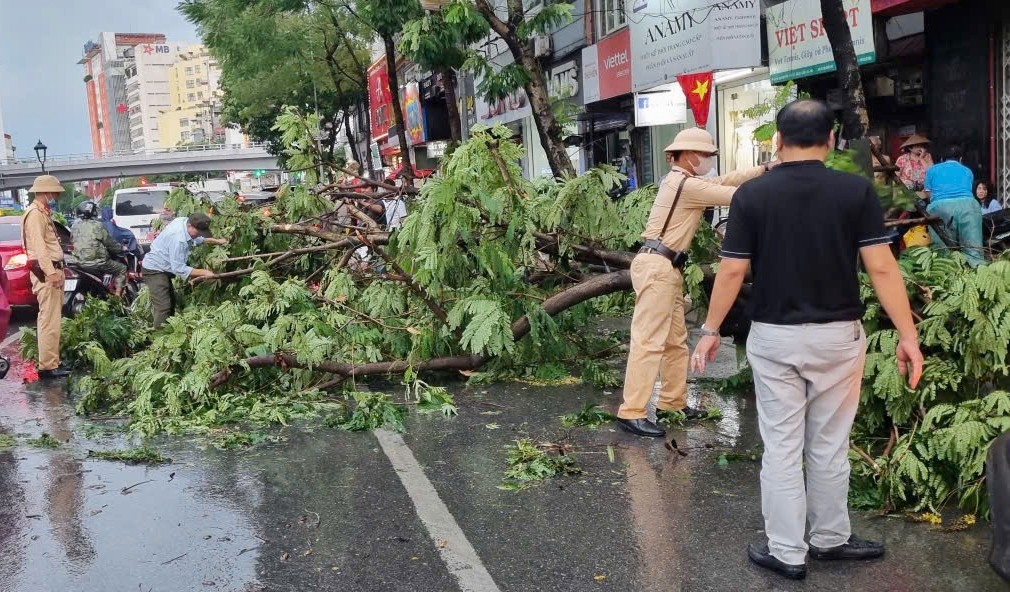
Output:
[
  {"xmin": 820, "ymin": 0, "xmax": 869, "ymax": 140},
  {"xmin": 473, "ymin": 0, "xmax": 578, "ymax": 179},
  {"xmin": 209, "ymin": 270, "xmax": 631, "ymax": 387},
  {"xmin": 441, "ymin": 67, "xmax": 463, "ymax": 144},
  {"xmin": 344, "ymin": 109, "xmax": 362, "ymax": 168},
  {"xmin": 383, "ymin": 34, "xmax": 414, "ymax": 182},
  {"xmin": 359, "ymin": 101, "xmax": 376, "ymax": 177}
]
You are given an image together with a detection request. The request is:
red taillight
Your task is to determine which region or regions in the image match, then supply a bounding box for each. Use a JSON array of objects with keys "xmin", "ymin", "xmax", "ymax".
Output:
[{"xmin": 4, "ymin": 253, "xmax": 27, "ymax": 270}]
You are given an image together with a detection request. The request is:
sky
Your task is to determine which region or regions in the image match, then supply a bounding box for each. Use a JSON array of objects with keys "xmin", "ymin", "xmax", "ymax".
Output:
[{"xmin": 0, "ymin": 0, "xmax": 199, "ymax": 157}]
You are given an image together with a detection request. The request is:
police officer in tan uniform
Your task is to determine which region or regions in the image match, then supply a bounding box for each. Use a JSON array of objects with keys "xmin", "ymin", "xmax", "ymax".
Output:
[
  {"xmin": 22, "ymin": 175, "xmax": 70, "ymax": 379},
  {"xmin": 616, "ymin": 128, "xmax": 775, "ymax": 437}
]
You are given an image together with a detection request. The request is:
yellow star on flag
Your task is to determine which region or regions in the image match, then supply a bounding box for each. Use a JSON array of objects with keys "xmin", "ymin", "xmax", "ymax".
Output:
[{"xmin": 692, "ymin": 79, "xmax": 710, "ymax": 102}]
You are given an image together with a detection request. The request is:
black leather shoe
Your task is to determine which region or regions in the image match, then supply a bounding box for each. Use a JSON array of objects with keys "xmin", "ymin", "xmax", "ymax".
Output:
[
  {"xmin": 615, "ymin": 418, "xmax": 665, "ymax": 437},
  {"xmin": 809, "ymin": 535, "xmax": 885, "ymax": 560},
  {"xmin": 748, "ymin": 543, "xmax": 807, "ymax": 580},
  {"xmin": 38, "ymin": 367, "xmax": 71, "ymax": 380},
  {"xmin": 682, "ymin": 406, "xmax": 706, "ymax": 420}
]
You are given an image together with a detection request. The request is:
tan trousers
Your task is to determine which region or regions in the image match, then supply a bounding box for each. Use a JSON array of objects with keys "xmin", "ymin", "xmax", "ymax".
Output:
[
  {"xmin": 30, "ymin": 275, "xmax": 62, "ymax": 371},
  {"xmin": 748, "ymin": 321, "xmax": 865, "ymax": 565},
  {"xmin": 618, "ymin": 253, "xmax": 688, "ymax": 419}
]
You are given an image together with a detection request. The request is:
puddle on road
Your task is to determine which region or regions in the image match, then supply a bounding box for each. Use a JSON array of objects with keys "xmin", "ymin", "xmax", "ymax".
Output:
[{"xmin": 0, "ymin": 365, "xmax": 262, "ymax": 592}]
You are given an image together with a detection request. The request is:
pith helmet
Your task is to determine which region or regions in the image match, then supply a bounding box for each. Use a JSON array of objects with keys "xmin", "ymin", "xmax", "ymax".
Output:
[
  {"xmin": 665, "ymin": 127, "xmax": 719, "ymax": 154},
  {"xmin": 28, "ymin": 175, "xmax": 65, "ymax": 194}
]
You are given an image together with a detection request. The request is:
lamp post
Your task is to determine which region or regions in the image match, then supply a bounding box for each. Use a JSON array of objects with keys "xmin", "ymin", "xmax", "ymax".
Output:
[{"xmin": 33, "ymin": 140, "xmax": 47, "ymax": 174}]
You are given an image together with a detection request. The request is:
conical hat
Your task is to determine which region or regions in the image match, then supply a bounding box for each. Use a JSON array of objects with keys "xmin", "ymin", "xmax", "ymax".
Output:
[{"xmin": 900, "ymin": 134, "xmax": 931, "ymax": 150}]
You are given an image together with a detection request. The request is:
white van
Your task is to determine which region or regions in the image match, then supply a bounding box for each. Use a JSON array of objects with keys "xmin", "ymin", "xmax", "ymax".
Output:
[{"xmin": 112, "ymin": 185, "xmax": 172, "ymax": 246}]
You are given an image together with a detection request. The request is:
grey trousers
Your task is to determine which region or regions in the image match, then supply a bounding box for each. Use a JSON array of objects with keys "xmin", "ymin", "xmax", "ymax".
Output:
[
  {"xmin": 747, "ymin": 320, "xmax": 866, "ymax": 566},
  {"xmin": 142, "ymin": 270, "xmax": 175, "ymax": 329}
]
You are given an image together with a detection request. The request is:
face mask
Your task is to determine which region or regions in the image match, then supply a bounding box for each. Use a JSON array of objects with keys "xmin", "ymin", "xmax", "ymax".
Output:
[{"xmin": 693, "ymin": 154, "xmax": 715, "ymax": 176}]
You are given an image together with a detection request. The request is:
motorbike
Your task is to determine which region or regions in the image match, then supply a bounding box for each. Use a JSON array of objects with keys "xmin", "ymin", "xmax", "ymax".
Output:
[
  {"xmin": 984, "ymin": 209, "xmax": 1010, "ymax": 254},
  {"xmin": 63, "ymin": 250, "xmax": 143, "ymax": 317}
]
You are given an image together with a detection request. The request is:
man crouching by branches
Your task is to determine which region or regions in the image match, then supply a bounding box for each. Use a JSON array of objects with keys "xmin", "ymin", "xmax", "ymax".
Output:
[
  {"xmin": 615, "ymin": 128, "xmax": 777, "ymax": 438},
  {"xmin": 141, "ymin": 212, "xmax": 228, "ymax": 328},
  {"xmin": 692, "ymin": 100, "xmax": 923, "ymax": 580}
]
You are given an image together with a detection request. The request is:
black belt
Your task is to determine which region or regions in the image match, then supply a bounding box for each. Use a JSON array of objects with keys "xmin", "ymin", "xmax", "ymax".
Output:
[
  {"xmin": 28, "ymin": 259, "xmax": 64, "ymax": 282},
  {"xmin": 639, "ymin": 239, "xmax": 688, "ymax": 270}
]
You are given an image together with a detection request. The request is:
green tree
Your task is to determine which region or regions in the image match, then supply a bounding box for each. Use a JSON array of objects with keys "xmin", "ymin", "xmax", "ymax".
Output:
[
  {"xmin": 400, "ymin": 4, "xmax": 489, "ymax": 143},
  {"xmin": 179, "ymin": 0, "xmax": 373, "ymax": 173},
  {"xmin": 355, "ymin": 0, "xmax": 424, "ymax": 181},
  {"xmin": 469, "ymin": 0, "xmax": 576, "ymax": 178},
  {"xmin": 820, "ymin": 0, "xmax": 869, "ymax": 139}
]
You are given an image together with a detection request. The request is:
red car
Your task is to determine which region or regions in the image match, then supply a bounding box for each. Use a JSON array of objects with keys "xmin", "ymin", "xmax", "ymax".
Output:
[
  {"xmin": 0, "ymin": 215, "xmax": 73, "ymax": 308},
  {"xmin": 0, "ymin": 215, "xmax": 35, "ymax": 307}
]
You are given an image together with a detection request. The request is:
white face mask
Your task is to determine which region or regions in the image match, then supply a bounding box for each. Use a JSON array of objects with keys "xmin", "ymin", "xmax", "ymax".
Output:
[{"xmin": 693, "ymin": 154, "xmax": 715, "ymax": 176}]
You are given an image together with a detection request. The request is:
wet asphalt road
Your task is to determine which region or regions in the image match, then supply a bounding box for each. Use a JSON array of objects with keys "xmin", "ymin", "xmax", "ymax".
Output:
[{"xmin": 0, "ymin": 327, "xmax": 1005, "ymax": 592}]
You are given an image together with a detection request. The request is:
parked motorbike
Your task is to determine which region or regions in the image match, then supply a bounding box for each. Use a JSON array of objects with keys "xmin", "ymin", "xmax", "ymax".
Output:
[
  {"xmin": 984, "ymin": 209, "xmax": 1010, "ymax": 254},
  {"xmin": 63, "ymin": 250, "xmax": 143, "ymax": 317}
]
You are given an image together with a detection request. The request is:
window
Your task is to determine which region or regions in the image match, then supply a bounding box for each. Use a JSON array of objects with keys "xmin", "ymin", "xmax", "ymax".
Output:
[
  {"xmin": 194, "ymin": 65, "xmax": 201, "ymax": 74},
  {"xmin": 182, "ymin": 131, "xmax": 192, "ymax": 141},
  {"xmin": 180, "ymin": 118, "xmax": 190, "ymax": 127},
  {"xmin": 599, "ymin": 0, "xmax": 627, "ymax": 38},
  {"xmin": 198, "ymin": 91, "xmax": 204, "ymax": 99},
  {"xmin": 185, "ymin": 66, "xmax": 193, "ymax": 75},
  {"xmin": 186, "ymin": 79, "xmax": 195, "ymax": 88},
  {"xmin": 114, "ymin": 190, "xmax": 170, "ymax": 216},
  {"xmin": 188, "ymin": 93, "xmax": 196, "ymax": 102}
]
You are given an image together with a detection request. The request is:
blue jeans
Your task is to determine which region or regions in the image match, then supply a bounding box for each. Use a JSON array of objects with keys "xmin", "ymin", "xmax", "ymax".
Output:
[{"xmin": 927, "ymin": 197, "xmax": 984, "ymax": 266}]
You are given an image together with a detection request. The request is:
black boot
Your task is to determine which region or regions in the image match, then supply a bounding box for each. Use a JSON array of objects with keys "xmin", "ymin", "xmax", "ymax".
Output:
[
  {"xmin": 38, "ymin": 366, "xmax": 71, "ymax": 380},
  {"xmin": 615, "ymin": 418, "xmax": 665, "ymax": 437}
]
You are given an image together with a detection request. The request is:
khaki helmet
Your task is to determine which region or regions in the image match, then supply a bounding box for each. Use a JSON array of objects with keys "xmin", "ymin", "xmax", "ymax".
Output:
[
  {"xmin": 664, "ymin": 127, "xmax": 719, "ymax": 154},
  {"xmin": 27, "ymin": 175, "xmax": 65, "ymax": 194}
]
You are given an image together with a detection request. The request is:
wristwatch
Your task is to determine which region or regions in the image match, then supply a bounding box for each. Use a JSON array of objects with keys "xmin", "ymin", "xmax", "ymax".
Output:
[{"xmin": 700, "ymin": 324, "xmax": 719, "ymax": 337}]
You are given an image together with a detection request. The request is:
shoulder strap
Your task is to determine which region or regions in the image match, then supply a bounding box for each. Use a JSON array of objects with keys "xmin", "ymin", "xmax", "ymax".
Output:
[{"xmin": 658, "ymin": 174, "xmax": 691, "ymax": 240}]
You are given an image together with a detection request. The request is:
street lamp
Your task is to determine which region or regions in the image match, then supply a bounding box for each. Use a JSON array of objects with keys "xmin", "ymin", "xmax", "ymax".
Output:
[{"xmin": 33, "ymin": 140, "xmax": 47, "ymax": 174}]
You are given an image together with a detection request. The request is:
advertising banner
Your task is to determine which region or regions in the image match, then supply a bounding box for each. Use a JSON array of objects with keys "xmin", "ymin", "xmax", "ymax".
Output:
[
  {"xmin": 403, "ymin": 82, "xmax": 426, "ymax": 146},
  {"xmin": 629, "ymin": 0, "xmax": 761, "ymax": 92},
  {"xmin": 368, "ymin": 58, "xmax": 392, "ymax": 140},
  {"xmin": 767, "ymin": 0, "xmax": 876, "ymax": 84},
  {"xmin": 582, "ymin": 28, "xmax": 632, "ymax": 104}
]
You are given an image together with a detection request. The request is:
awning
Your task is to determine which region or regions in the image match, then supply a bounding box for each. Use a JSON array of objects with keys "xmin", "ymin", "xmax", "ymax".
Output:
[
  {"xmin": 386, "ymin": 165, "xmax": 435, "ymax": 181},
  {"xmin": 872, "ymin": 0, "xmax": 960, "ymax": 17}
]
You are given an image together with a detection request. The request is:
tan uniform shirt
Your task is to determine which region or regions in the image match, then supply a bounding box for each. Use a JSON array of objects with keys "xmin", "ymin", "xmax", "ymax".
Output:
[
  {"xmin": 642, "ymin": 165, "xmax": 766, "ymax": 252},
  {"xmin": 21, "ymin": 201, "xmax": 64, "ymax": 276}
]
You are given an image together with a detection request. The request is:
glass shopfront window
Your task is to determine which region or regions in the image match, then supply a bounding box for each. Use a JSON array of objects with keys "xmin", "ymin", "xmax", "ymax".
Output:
[{"xmin": 717, "ymin": 77, "xmax": 780, "ymax": 173}]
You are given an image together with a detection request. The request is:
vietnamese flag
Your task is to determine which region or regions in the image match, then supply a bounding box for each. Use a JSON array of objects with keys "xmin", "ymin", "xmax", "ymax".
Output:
[{"xmin": 677, "ymin": 72, "xmax": 715, "ymax": 128}]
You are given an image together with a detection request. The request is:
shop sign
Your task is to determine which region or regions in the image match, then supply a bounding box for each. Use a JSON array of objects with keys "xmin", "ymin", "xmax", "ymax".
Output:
[
  {"xmin": 403, "ymin": 82, "xmax": 426, "ymax": 146},
  {"xmin": 634, "ymin": 90, "xmax": 687, "ymax": 128},
  {"xmin": 628, "ymin": 0, "xmax": 761, "ymax": 92},
  {"xmin": 548, "ymin": 60, "xmax": 579, "ymax": 102},
  {"xmin": 474, "ymin": 53, "xmax": 532, "ymax": 126},
  {"xmin": 767, "ymin": 0, "xmax": 876, "ymax": 84},
  {"xmin": 368, "ymin": 58, "xmax": 392, "ymax": 140},
  {"xmin": 582, "ymin": 28, "xmax": 632, "ymax": 104},
  {"xmin": 428, "ymin": 141, "xmax": 448, "ymax": 158}
]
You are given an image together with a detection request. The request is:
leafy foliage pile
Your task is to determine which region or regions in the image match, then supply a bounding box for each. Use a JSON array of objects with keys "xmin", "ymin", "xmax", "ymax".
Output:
[
  {"xmin": 38, "ymin": 126, "xmax": 667, "ymax": 438},
  {"xmin": 850, "ymin": 249, "xmax": 1010, "ymax": 516},
  {"xmin": 501, "ymin": 439, "xmax": 582, "ymax": 491}
]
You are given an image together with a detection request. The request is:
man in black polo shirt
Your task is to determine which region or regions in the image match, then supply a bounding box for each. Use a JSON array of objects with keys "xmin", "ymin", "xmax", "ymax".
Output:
[{"xmin": 691, "ymin": 100, "xmax": 924, "ymax": 581}]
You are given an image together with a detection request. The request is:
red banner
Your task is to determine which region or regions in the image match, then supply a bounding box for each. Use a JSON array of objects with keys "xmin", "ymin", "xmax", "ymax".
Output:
[
  {"xmin": 677, "ymin": 72, "xmax": 715, "ymax": 128},
  {"xmin": 871, "ymin": 0, "xmax": 957, "ymax": 16},
  {"xmin": 368, "ymin": 58, "xmax": 392, "ymax": 140}
]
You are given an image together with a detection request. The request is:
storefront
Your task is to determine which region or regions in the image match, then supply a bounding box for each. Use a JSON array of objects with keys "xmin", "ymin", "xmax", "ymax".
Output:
[
  {"xmin": 367, "ymin": 57, "xmax": 397, "ymax": 172},
  {"xmin": 716, "ymin": 70, "xmax": 780, "ymax": 173}
]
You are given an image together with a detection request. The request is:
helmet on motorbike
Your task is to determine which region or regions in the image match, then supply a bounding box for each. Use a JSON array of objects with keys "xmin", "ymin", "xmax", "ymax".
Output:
[{"xmin": 76, "ymin": 201, "xmax": 99, "ymax": 219}]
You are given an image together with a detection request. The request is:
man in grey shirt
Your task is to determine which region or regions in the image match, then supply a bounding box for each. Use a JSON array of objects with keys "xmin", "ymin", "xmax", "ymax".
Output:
[{"xmin": 142, "ymin": 212, "xmax": 228, "ymax": 327}]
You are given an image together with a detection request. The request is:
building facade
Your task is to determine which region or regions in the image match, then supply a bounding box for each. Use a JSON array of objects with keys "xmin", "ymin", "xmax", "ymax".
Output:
[
  {"xmin": 80, "ymin": 32, "xmax": 167, "ymax": 156},
  {"xmin": 158, "ymin": 45, "xmax": 224, "ymax": 148},
  {"xmin": 124, "ymin": 42, "xmax": 182, "ymax": 152}
]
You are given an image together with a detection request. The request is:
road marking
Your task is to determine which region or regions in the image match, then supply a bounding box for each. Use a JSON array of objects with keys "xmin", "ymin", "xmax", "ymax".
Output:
[
  {"xmin": 1, "ymin": 329, "xmax": 22, "ymax": 349},
  {"xmin": 375, "ymin": 429, "xmax": 501, "ymax": 592}
]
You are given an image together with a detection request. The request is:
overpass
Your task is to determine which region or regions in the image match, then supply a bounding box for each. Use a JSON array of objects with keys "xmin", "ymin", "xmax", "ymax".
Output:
[{"xmin": 0, "ymin": 143, "xmax": 281, "ymax": 190}]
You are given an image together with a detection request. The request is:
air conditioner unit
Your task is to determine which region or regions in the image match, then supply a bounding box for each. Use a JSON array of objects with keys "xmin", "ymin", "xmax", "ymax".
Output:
[{"xmin": 534, "ymin": 35, "xmax": 552, "ymax": 58}]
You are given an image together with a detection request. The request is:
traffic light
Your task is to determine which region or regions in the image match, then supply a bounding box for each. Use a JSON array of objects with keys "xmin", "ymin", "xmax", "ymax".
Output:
[{"xmin": 254, "ymin": 169, "xmax": 264, "ymax": 178}]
